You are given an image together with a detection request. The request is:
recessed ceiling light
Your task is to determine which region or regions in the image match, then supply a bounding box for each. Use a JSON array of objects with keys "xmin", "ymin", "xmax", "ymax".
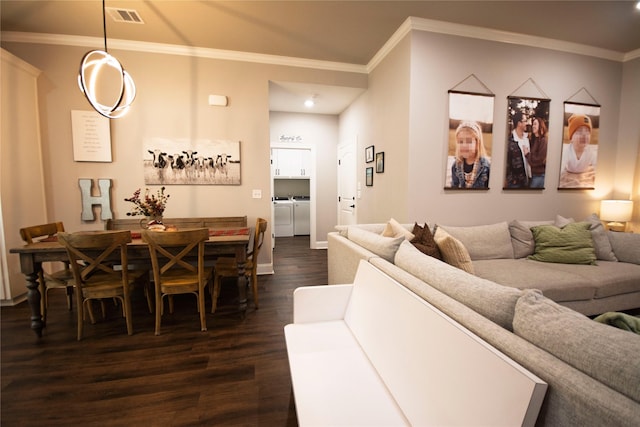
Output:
[
  {"xmin": 304, "ymin": 97, "xmax": 315, "ymax": 108},
  {"xmin": 637, "ymin": 1, "xmax": 640, "ymax": 10}
]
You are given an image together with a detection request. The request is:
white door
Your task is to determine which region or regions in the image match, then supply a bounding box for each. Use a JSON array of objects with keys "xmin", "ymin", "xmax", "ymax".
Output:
[{"xmin": 338, "ymin": 143, "xmax": 357, "ymax": 226}]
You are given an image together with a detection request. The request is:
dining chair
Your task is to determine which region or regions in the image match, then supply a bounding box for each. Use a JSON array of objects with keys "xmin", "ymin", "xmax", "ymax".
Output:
[
  {"xmin": 211, "ymin": 218, "xmax": 267, "ymax": 314},
  {"xmin": 58, "ymin": 230, "xmax": 144, "ymax": 340},
  {"xmin": 20, "ymin": 222, "xmax": 75, "ymax": 324},
  {"xmin": 142, "ymin": 228, "xmax": 211, "ymax": 335}
]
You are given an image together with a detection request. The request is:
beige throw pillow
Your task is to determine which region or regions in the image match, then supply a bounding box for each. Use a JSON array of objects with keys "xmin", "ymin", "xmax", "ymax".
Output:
[
  {"xmin": 433, "ymin": 227, "xmax": 474, "ymax": 274},
  {"xmin": 381, "ymin": 218, "xmax": 414, "ymax": 241}
]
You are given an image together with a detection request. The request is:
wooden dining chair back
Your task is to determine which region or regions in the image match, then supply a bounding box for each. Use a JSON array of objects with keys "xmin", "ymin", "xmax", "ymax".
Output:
[
  {"xmin": 57, "ymin": 230, "xmax": 141, "ymax": 340},
  {"xmin": 211, "ymin": 218, "xmax": 267, "ymax": 313},
  {"xmin": 142, "ymin": 228, "xmax": 212, "ymax": 335},
  {"xmin": 20, "ymin": 222, "xmax": 75, "ymax": 323}
]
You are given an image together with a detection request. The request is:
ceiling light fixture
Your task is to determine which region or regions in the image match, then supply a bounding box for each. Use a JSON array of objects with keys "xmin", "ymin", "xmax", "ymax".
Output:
[
  {"xmin": 78, "ymin": 0, "xmax": 136, "ymax": 118},
  {"xmin": 304, "ymin": 94, "xmax": 317, "ymax": 108}
]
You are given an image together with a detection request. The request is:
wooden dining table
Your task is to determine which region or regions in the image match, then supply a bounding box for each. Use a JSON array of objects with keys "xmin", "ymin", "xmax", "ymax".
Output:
[{"xmin": 10, "ymin": 228, "xmax": 251, "ymax": 338}]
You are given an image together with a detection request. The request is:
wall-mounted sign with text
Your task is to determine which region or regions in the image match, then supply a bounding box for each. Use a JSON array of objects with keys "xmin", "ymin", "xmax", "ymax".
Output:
[{"xmin": 71, "ymin": 110, "xmax": 112, "ymax": 162}]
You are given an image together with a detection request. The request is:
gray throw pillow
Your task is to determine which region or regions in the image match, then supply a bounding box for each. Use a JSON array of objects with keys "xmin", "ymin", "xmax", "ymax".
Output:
[
  {"xmin": 509, "ymin": 220, "xmax": 554, "ymax": 258},
  {"xmin": 584, "ymin": 213, "xmax": 617, "ymax": 261},
  {"xmin": 607, "ymin": 231, "xmax": 640, "ymax": 265}
]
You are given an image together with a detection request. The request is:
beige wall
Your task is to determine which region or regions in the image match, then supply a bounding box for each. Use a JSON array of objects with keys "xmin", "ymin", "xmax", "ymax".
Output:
[
  {"xmin": 617, "ymin": 57, "xmax": 640, "ymax": 232},
  {"xmin": 1, "ymin": 41, "xmax": 366, "ymax": 280},
  {"xmin": 341, "ymin": 29, "xmax": 638, "ymax": 227}
]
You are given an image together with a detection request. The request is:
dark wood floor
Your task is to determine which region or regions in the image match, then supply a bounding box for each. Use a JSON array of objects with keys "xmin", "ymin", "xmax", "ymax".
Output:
[{"xmin": 1, "ymin": 236, "xmax": 326, "ymax": 426}]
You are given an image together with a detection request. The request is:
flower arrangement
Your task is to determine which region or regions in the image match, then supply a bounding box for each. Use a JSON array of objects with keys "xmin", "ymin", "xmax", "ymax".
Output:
[{"xmin": 124, "ymin": 187, "xmax": 169, "ymax": 217}]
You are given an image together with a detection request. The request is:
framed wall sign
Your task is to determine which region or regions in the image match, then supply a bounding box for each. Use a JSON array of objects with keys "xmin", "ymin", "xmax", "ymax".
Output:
[
  {"xmin": 365, "ymin": 145, "xmax": 375, "ymax": 163},
  {"xmin": 365, "ymin": 167, "xmax": 373, "ymax": 186},
  {"xmin": 71, "ymin": 110, "xmax": 112, "ymax": 162},
  {"xmin": 376, "ymin": 152, "xmax": 384, "ymax": 173}
]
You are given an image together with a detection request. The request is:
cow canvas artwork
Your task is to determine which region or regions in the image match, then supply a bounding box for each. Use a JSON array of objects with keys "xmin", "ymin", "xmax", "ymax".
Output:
[{"xmin": 144, "ymin": 138, "xmax": 241, "ymax": 185}]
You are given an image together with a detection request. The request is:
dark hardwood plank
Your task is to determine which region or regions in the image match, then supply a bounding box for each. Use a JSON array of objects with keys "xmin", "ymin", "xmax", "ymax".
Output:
[{"xmin": 1, "ymin": 236, "xmax": 324, "ymax": 426}]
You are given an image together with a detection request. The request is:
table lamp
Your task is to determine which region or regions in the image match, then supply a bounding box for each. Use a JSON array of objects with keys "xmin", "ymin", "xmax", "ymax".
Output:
[{"xmin": 600, "ymin": 200, "xmax": 633, "ymax": 232}]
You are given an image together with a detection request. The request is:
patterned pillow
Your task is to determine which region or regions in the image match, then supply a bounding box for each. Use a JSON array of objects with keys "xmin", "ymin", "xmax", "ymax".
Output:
[
  {"xmin": 433, "ymin": 227, "xmax": 474, "ymax": 274},
  {"xmin": 410, "ymin": 222, "xmax": 442, "ymax": 260},
  {"xmin": 528, "ymin": 222, "xmax": 596, "ymax": 265}
]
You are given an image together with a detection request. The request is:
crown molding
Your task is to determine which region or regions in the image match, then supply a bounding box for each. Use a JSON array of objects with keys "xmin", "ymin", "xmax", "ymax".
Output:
[
  {"xmin": 367, "ymin": 16, "xmax": 627, "ymax": 72},
  {"xmin": 0, "ymin": 31, "xmax": 368, "ymax": 74}
]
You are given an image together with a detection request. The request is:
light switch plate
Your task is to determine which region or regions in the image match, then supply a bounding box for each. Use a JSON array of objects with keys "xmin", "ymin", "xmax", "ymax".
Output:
[{"xmin": 252, "ymin": 189, "xmax": 262, "ymax": 198}]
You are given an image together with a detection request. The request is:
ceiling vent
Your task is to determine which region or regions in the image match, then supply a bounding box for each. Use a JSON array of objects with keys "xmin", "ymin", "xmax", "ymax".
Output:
[{"xmin": 105, "ymin": 7, "xmax": 144, "ymax": 24}]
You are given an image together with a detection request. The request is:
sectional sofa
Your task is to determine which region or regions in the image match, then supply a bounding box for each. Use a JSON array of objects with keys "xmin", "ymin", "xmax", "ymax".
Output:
[{"xmin": 327, "ymin": 218, "xmax": 640, "ymax": 426}]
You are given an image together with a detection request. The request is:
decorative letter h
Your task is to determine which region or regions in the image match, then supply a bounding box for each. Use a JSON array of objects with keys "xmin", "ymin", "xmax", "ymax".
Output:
[{"xmin": 79, "ymin": 179, "xmax": 113, "ymax": 221}]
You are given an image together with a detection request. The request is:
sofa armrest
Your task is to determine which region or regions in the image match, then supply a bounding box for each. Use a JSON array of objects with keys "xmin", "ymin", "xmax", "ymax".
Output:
[{"xmin": 293, "ymin": 285, "xmax": 353, "ymax": 324}]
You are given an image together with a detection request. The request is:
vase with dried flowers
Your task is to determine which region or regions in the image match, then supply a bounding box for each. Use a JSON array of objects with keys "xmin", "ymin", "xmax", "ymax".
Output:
[{"xmin": 124, "ymin": 187, "xmax": 169, "ymax": 229}]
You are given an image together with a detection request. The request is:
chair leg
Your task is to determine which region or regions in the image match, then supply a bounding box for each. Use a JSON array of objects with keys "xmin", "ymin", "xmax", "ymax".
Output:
[
  {"xmin": 65, "ymin": 286, "xmax": 74, "ymax": 311},
  {"xmin": 77, "ymin": 295, "xmax": 84, "ymax": 341},
  {"xmin": 38, "ymin": 272, "xmax": 47, "ymax": 326},
  {"xmin": 198, "ymin": 286, "xmax": 207, "ymax": 332},
  {"xmin": 168, "ymin": 296, "xmax": 174, "ymax": 314},
  {"xmin": 251, "ymin": 273, "xmax": 259, "ymax": 309},
  {"xmin": 211, "ymin": 273, "xmax": 222, "ymax": 314},
  {"xmin": 87, "ymin": 300, "xmax": 97, "ymax": 324},
  {"xmin": 144, "ymin": 284, "xmax": 154, "ymax": 314},
  {"xmin": 123, "ymin": 295, "xmax": 133, "ymax": 336},
  {"xmin": 155, "ymin": 291, "xmax": 163, "ymax": 336}
]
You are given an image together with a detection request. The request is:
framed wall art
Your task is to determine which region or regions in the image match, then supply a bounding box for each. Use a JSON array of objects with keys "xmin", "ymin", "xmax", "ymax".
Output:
[
  {"xmin": 365, "ymin": 145, "xmax": 375, "ymax": 163},
  {"xmin": 365, "ymin": 167, "xmax": 373, "ymax": 186},
  {"xmin": 558, "ymin": 102, "xmax": 600, "ymax": 189},
  {"xmin": 376, "ymin": 152, "xmax": 384, "ymax": 173},
  {"xmin": 445, "ymin": 91, "xmax": 494, "ymax": 189},
  {"xmin": 503, "ymin": 96, "xmax": 551, "ymax": 189},
  {"xmin": 144, "ymin": 138, "xmax": 241, "ymax": 185}
]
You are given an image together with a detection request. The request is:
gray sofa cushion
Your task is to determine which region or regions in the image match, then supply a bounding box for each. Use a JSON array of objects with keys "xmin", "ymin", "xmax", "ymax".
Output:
[
  {"xmin": 348, "ymin": 226, "xmax": 404, "ymax": 263},
  {"xmin": 608, "ymin": 231, "xmax": 640, "ymax": 265},
  {"xmin": 472, "ymin": 259, "xmax": 597, "ymax": 302},
  {"xmin": 513, "ymin": 290, "xmax": 640, "ymax": 403},
  {"xmin": 395, "ymin": 241, "xmax": 522, "ymax": 330},
  {"xmin": 439, "ymin": 222, "xmax": 514, "ymax": 260}
]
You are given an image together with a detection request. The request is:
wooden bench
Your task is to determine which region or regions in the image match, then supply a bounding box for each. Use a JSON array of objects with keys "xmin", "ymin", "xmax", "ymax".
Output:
[
  {"xmin": 105, "ymin": 216, "xmax": 247, "ymax": 230},
  {"xmin": 284, "ymin": 260, "xmax": 547, "ymax": 426}
]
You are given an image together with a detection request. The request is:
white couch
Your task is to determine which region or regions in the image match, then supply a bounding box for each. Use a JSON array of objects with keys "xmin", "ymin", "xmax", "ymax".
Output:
[{"xmin": 285, "ymin": 261, "xmax": 547, "ymax": 426}]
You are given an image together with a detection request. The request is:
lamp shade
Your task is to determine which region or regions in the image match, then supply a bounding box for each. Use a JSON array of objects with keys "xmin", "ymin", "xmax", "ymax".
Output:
[{"xmin": 600, "ymin": 200, "xmax": 633, "ymax": 222}]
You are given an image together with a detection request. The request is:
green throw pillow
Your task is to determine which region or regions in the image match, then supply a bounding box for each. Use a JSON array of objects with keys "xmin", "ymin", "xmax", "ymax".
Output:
[{"xmin": 528, "ymin": 222, "xmax": 596, "ymax": 265}]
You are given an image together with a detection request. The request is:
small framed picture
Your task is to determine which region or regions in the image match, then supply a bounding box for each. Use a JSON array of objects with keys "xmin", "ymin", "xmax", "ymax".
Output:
[
  {"xmin": 365, "ymin": 145, "xmax": 375, "ymax": 163},
  {"xmin": 366, "ymin": 167, "xmax": 374, "ymax": 186},
  {"xmin": 376, "ymin": 152, "xmax": 384, "ymax": 173}
]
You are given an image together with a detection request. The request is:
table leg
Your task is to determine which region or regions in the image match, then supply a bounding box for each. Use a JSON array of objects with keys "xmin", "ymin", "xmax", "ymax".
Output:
[
  {"xmin": 25, "ymin": 270, "xmax": 44, "ymax": 337},
  {"xmin": 235, "ymin": 246, "xmax": 247, "ymax": 317}
]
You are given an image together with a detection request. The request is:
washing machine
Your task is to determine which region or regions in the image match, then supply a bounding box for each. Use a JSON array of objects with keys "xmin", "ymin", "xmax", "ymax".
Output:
[
  {"xmin": 274, "ymin": 199, "xmax": 294, "ymax": 237},
  {"xmin": 293, "ymin": 199, "xmax": 310, "ymax": 235}
]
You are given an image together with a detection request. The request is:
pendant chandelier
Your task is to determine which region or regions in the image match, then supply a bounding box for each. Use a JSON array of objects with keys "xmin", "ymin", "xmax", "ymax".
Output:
[{"xmin": 78, "ymin": 0, "xmax": 136, "ymax": 118}]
